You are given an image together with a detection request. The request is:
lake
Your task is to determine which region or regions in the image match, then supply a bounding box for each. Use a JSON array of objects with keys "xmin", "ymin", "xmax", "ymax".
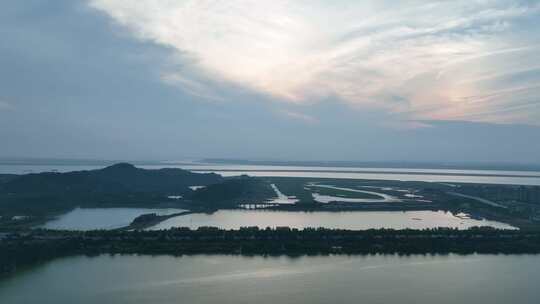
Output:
[
  {"xmin": 0, "ymin": 254, "xmax": 538, "ymax": 304},
  {"xmin": 40, "ymin": 208, "xmax": 516, "ymax": 231},
  {"xmin": 42, "ymin": 208, "xmax": 186, "ymax": 230},
  {"xmin": 149, "ymin": 209, "xmax": 516, "ymax": 230}
]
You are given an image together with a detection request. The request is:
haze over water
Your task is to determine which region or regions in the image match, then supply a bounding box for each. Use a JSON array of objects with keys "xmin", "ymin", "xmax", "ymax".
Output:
[
  {"xmin": 2, "ymin": 163, "xmax": 540, "ymax": 185},
  {"xmin": 1, "ymin": 254, "xmax": 538, "ymax": 304}
]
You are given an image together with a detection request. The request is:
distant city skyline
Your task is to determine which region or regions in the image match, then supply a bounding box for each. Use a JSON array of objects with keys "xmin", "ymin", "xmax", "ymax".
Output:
[{"xmin": 1, "ymin": 1, "xmax": 540, "ymax": 163}]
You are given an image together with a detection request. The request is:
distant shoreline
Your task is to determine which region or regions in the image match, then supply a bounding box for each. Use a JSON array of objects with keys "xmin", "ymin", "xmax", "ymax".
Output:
[{"xmin": 2, "ymin": 157, "xmax": 540, "ymax": 172}]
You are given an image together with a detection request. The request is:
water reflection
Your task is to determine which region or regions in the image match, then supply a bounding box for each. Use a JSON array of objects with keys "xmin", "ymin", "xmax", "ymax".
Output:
[
  {"xmin": 42, "ymin": 208, "xmax": 186, "ymax": 230},
  {"xmin": 149, "ymin": 209, "xmax": 516, "ymax": 230},
  {"xmin": 0, "ymin": 254, "xmax": 538, "ymax": 304}
]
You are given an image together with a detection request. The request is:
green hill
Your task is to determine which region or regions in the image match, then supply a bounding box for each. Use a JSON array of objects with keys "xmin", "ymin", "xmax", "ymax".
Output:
[{"xmin": 0, "ymin": 163, "xmax": 223, "ymax": 213}]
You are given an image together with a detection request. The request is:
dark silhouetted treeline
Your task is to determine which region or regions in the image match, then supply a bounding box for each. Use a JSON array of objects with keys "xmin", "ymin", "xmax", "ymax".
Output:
[{"xmin": 2, "ymin": 226, "xmax": 540, "ymax": 276}]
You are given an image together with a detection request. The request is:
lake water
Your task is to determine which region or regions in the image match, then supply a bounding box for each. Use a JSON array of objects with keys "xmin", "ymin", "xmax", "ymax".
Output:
[
  {"xmin": 2, "ymin": 162, "xmax": 530, "ymax": 231},
  {"xmin": 2, "ymin": 163, "xmax": 540, "ymax": 185},
  {"xmin": 307, "ymin": 183, "xmax": 402, "ymax": 203},
  {"xmin": 268, "ymin": 183, "xmax": 299, "ymax": 204},
  {"xmin": 200, "ymin": 170, "xmax": 540, "ymax": 185},
  {"xmin": 42, "ymin": 208, "xmax": 186, "ymax": 230},
  {"xmin": 172, "ymin": 164, "xmax": 540, "ymax": 185},
  {"xmin": 149, "ymin": 209, "xmax": 516, "ymax": 230},
  {"xmin": 0, "ymin": 254, "xmax": 539, "ymax": 304}
]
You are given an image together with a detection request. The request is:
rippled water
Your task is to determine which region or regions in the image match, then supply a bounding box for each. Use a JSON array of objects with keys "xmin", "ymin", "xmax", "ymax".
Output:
[{"xmin": 1, "ymin": 254, "xmax": 538, "ymax": 304}]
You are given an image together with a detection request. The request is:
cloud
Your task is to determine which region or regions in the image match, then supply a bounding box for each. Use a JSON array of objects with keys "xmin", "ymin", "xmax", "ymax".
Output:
[
  {"xmin": 0, "ymin": 100, "xmax": 14, "ymax": 111},
  {"xmin": 89, "ymin": 0, "xmax": 540, "ymax": 124},
  {"xmin": 382, "ymin": 120, "xmax": 433, "ymax": 131},
  {"xmin": 278, "ymin": 109, "xmax": 318, "ymax": 124}
]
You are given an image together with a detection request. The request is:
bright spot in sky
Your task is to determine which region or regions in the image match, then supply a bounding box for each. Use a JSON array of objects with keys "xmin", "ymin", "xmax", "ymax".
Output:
[{"xmin": 91, "ymin": 1, "xmax": 540, "ymax": 124}]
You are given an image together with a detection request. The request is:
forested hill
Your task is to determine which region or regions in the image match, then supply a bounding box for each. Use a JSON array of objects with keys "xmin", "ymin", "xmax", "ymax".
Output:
[
  {"xmin": 0, "ymin": 163, "xmax": 222, "ymax": 194},
  {"xmin": 0, "ymin": 163, "xmax": 223, "ymax": 212}
]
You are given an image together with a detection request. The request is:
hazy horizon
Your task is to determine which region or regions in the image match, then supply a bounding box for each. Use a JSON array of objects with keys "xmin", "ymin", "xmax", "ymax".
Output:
[{"xmin": 2, "ymin": 157, "xmax": 540, "ymax": 173}]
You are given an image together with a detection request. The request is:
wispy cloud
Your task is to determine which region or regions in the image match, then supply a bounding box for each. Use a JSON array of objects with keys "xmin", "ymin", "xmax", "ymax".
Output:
[
  {"xmin": 90, "ymin": 0, "xmax": 540, "ymax": 124},
  {"xmin": 278, "ymin": 109, "xmax": 318, "ymax": 124},
  {"xmin": 0, "ymin": 100, "xmax": 13, "ymax": 111}
]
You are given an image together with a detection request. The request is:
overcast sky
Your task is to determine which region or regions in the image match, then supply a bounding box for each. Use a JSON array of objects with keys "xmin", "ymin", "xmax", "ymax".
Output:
[{"xmin": 1, "ymin": 0, "xmax": 540, "ymax": 163}]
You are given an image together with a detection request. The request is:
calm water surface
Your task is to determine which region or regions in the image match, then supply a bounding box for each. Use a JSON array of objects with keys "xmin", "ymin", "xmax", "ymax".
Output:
[
  {"xmin": 149, "ymin": 210, "xmax": 516, "ymax": 230},
  {"xmin": 201, "ymin": 170, "xmax": 540, "ymax": 185},
  {"xmin": 42, "ymin": 208, "xmax": 185, "ymax": 230},
  {"xmin": 0, "ymin": 254, "xmax": 539, "ymax": 304}
]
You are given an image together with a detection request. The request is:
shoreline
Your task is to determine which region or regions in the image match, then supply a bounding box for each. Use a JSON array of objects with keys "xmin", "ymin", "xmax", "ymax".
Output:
[{"xmin": 3, "ymin": 227, "xmax": 540, "ymax": 277}]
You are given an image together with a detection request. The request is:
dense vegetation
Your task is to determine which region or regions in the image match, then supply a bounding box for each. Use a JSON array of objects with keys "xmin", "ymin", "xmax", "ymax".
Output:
[
  {"xmin": 190, "ymin": 176, "xmax": 275, "ymax": 207},
  {"xmin": 1, "ymin": 163, "xmax": 222, "ymax": 195},
  {"xmin": 0, "ymin": 164, "xmax": 284, "ymax": 232},
  {"xmin": 0, "ymin": 174, "xmax": 18, "ymax": 183},
  {"xmin": 0, "ymin": 164, "xmax": 282, "ymax": 215},
  {"xmin": 1, "ymin": 165, "xmax": 539, "ymax": 230},
  {"xmin": 2, "ymin": 227, "xmax": 540, "ymax": 276}
]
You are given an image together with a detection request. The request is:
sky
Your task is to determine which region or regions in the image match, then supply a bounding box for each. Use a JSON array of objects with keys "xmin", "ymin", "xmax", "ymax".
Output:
[{"xmin": 1, "ymin": 0, "xmax": 540, "ymax": 163}]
